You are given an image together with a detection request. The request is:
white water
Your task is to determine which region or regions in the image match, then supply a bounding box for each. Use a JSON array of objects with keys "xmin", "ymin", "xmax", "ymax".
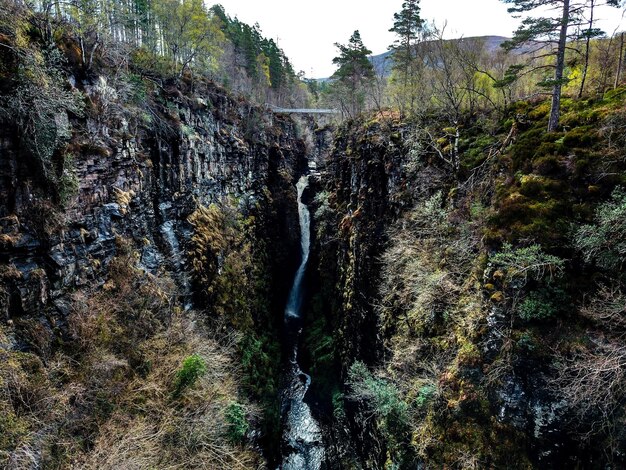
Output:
[
  {"xmin": 280, "ymin": 174, "xmax": 325, "ymax": 470},
  {"xmin": 284, "ymin": 175, "xmax": 311, "ymax": 319}
]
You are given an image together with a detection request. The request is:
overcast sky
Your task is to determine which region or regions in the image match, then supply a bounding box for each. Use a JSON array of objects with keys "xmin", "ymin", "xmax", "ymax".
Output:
[{"xmin": 211, "ymin": 0, "xmax": 625, "ymax": 78}]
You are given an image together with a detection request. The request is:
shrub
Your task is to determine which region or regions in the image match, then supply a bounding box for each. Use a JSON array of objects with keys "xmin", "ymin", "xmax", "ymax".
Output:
[
  {"xmin": 332, "ymin": 390, "xmax": 346, "ymax": 419},
  {"xmin": 173, "ymin": 354, "xmax": 207, "ymax": 398},
  {"xmin": 517, "ymin": 287, "xmax": 566, "ymax": 321},
  {"xmin": 240, "ymin": 333, "xmax": 278, "ymax": 400},
  {"xmin": 347, "ymin": 362, "xmax": 408, "ymax": 434},
  {"xmin": 575, "ymin": 188, "xmax": 626, "ymax": 271},
  {"xmin": 225, "ymin": 402, "xmax": 248, "ymax": 444},
  {"xmin": 491, "ymin": 243, "xmax": 565, "ymax": 285},
  {"xmin": 415, "ymin": 384, "xmax": 437, "ymax": 408},
  {"xmin": 0, "ymin": 47, "xmax": 83, "ymax": 186}
]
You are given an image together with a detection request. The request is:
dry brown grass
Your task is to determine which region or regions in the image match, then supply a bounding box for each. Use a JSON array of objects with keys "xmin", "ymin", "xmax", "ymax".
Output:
[{"xmin": 1, "ymin": 238, "xmax": 263, "ymax": 469}]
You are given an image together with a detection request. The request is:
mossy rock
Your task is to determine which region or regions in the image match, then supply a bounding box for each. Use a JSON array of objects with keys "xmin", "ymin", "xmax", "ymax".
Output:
[
  {"xmin": 528, "ymin": 102, "xmax": 551, "ymax": 120},
  {"xmin": 519, "ymin": 175, "xmax": 563, "ymax": 198},
  {"xmin": 562, "ymin": 126, "xmax": 597, "ymax": 147},
  {"xmin": 533, "ymin": 155, "xmax": 564, "ymax": 177},
  {"xmin": 603, "ymin": 86, "xmax": 626, "ymax": 103}
]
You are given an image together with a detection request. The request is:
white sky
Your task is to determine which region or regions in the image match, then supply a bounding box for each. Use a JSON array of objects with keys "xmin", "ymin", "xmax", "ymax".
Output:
[{"xmin": 210, "ymin": 0, "xmax": 626, "ymax": 78}]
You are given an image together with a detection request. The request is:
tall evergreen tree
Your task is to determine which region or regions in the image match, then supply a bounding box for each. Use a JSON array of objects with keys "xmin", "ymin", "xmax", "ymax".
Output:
[
  {"xmin": 331, "ymin": 30, "xmax": 375, "ymax": 117},
  {"xmin": 389, "ymin": 0, "xmax": 426, "ymax": 114},
  {"xmin": 389, "ymin": 0, "xmax": 424, "ymax": 78},
  {"xmin": 501, "ymin": 0, "xmax": 620, "ymax": 131}
]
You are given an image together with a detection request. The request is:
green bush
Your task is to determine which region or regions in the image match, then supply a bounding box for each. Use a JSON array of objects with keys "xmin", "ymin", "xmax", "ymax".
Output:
[
  {"xmin": 347, "ymin": 362, "xmax": 408, "ymax": 434},
  {"xmin": 517, "ymin": 282, "xmax": 569, "ymax": 322},
  {"xmin": 518, "ymin": 291, "xmax": 557, "ymax": 321},
  {"xmin": 332, "ymin": 390, "xmax": 346, "ymax": 419},
  {"xmin": 240, "ymin": 333, "xmax": 278, "ymax": 399},
  {"xmin": 415, "ymin": 384, "xmax": 436, "ymax": 408},
  {"xmin": 516, "ymin": 331, "xmax": 536, "ymax": 351},
  {"xmin": 491, "ymin": 243, "xmax": 565, "ymax": 284},
  {"xmin": 225, "ymin": 402, "xmax": 248, "ymax": 444},
  {"xmin": 575, "ymin": 188, "xmax": 626, "ymax": 271},
  {"xmin": 173, "ymin": 354, "xmax": 207, "ymax": 398}
]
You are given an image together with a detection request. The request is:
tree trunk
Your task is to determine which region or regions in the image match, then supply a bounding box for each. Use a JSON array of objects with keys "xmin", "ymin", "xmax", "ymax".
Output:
[
  {"xmin": 549, "ymin": 0, "xmax": 570, "ymax": 132},
  {"xmin": 616, "ymin": 32, "xmax": 625, "ymax": 90},
  {"xmin": 578, "ymin": 0, "xmax": 594, "ymax": 99}
]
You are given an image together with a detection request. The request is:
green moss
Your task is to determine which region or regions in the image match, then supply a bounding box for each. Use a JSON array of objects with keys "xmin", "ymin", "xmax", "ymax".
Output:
[
  {"xmin": 603, "ymin": 86, "xmax": 626, "ymax": 103},
  {"xmin": 57, "ymin": 153, "xmax": 80, "ymax": 207},
  {"xmin": 508, "ymin": 127, "xmax": 546, "ymax": 171},
  {"xmin": 0, "ymin": 407, "xmax": 29, "ymax": 450},
  {"xmin": 457, "ymin": 341, "xmax": 481, "ymax": 366},
  {"xmin": 532, "ymin": 155, "xmax": 564, "ymax": 176},
  {"xmin": 528, "ymin": 102, "xmax": 550, "ymax": 120},
  {"xmin": 562, "ymin": 126, "xmax": 597, "ymax": 147},
  {"xmin": 519, "ymin": 175, "xmax": 563, "ymax": 198},
  {"xmin": 462, "ymin": 134, "xmax": 497, "ymax": 170}
]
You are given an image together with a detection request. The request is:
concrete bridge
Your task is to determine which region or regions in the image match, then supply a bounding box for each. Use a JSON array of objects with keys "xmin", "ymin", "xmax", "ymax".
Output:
[{"xmin": 268, "ymin": 105, "xmax": 340, "ymax": 115}]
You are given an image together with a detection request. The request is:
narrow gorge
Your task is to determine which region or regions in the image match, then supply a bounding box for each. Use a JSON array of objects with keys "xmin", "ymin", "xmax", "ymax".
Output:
[
  {"xmin": 2, "ymin": 1, "xmax": 626, "ymax": 469},
  {"xmin": 280, "ymin": 174, "xmax": 325, "ymax": 469}
]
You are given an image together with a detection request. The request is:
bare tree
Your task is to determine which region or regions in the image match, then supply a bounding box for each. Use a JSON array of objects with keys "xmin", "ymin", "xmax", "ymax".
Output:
[
  {"xmin": 616, "ymin": 32, "xmax": 625, "ymax": 88},
  {"xmin": 552, "ymin": 285, "xmax": 626, "ymax": 443}
]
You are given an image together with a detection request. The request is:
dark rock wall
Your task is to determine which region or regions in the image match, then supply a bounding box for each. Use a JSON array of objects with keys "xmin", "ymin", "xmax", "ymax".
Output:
[
  {"xmin": 0, "ymin": 77, "xmax": 305, "ymax": 335},
  {"xmin": 307, "ymin": 116, "xmax": 602, "ymax": 468}
]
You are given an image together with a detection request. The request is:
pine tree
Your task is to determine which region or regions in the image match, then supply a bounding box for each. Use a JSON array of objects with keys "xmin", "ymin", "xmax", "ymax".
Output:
[
  {"xmin": 389, "ymin": 0, "xmax": 424, "ymax": 80},
  {"xmin": 501, "ymin": 0, "xmax": 620, "ymax": 131},
  {"xmin": 331, "ymin": 30, "xmax": 375, "ymax": 117},
  {"xmin": 388, "ymin": 0, "xmax": 426, "ymax": 115}
]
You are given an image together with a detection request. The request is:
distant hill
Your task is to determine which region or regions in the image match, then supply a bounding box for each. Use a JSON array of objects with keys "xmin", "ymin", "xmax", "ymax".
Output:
[
  {"xmin": 369, "ymin": 35, "xmax": 511, "ymax": 77},
  {"xmin": 316, "ymin": 35, "xmax": 511, "ymax": 81}
]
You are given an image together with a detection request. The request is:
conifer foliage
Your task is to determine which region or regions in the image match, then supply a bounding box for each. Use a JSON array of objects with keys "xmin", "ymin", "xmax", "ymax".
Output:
[
  {"xmin": 501, "ymin": 0, "xmax": 621, "ymax": 131},
  {"xmin": 329, "ymin": 30, "xmax": 375, "ymax": 117},
  {"xmin": 388, "ymin": 0, "xmax": 426, "ymax": 114},
  {"xmin": 13, "ymin": 0, "xmax": 308, "ymax": 107}
]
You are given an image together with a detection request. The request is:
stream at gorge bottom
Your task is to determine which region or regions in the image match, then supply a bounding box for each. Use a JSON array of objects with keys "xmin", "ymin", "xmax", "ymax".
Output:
[{"xmin": 279, "ymin": 174, "xmax": 326, "ymax": 470}]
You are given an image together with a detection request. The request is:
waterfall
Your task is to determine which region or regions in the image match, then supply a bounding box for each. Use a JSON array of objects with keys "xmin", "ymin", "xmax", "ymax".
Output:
[
  {"xmin": 285, "ymin": 175, "xmax": 311, "ymax": 319},
  {"xmin": 280, "ymin": 174, "xmax": 325, "ymax": 470}
]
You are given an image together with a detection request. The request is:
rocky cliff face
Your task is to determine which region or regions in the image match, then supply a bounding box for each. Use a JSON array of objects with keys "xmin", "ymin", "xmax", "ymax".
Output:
[
  {"xmin": 306, "ymin": 118, "xmax": 452, "ymax": 467},
  {"xmin": 0, "ymin": 77, "xmax": 305, "ymax": 327},
  {"xmin": 0, "ymin": 73, "xmax": 313, "ymax": 467},
  {"xmin": 306, "ymin": 102, "xmax": 626, "ymax": 468}
]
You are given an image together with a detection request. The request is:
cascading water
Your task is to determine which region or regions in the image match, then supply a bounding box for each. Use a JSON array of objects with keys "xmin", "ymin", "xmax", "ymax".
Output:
[
  {"xmin": 280, "ymin": 174, "xmax": 325, "ymax": 470},
  {"xmin": 285, "ymin": 176, "xmax": 311, "ymax": 319}
]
